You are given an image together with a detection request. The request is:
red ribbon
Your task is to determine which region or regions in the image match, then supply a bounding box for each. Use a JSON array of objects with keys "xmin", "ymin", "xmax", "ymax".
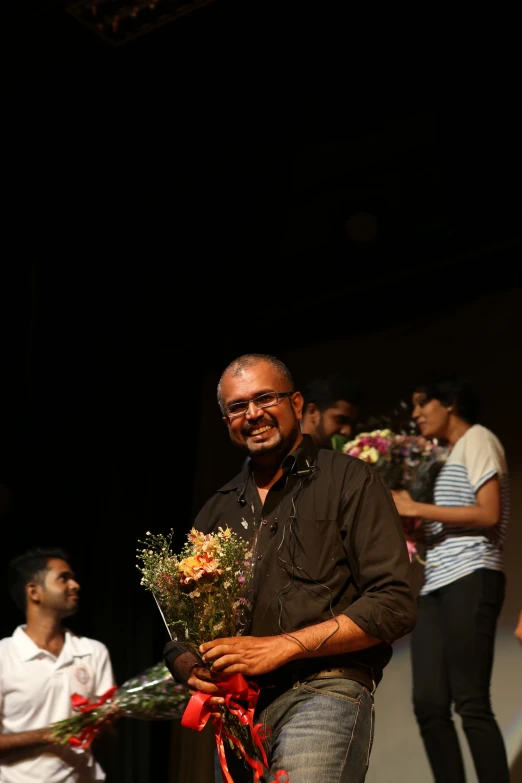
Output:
[
  {"xmin": 67, "ymin": 686, "xmax": 119, "ymax": 749},
  {"xmin": 181, "ymin": 674, "xmax": 288, "ymax": 783},
  {"xmin": 71, "ymin": 685, "xmax": 118, "ymax": 713}
]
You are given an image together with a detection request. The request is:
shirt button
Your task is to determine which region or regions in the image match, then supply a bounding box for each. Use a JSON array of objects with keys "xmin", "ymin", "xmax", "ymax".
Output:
[
  {"xmin": 257, "ymin": 554, "xmax": 263, "ymax": 560},
  {"xmin": 261, "ymin": 519, "xmax": 268, "ymax": 525}
]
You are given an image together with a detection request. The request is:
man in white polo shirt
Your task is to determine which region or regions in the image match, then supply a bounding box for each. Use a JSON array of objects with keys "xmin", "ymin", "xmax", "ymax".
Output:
[{"xmin": 0, "ymin": 547, "xmax": 116, "ymax": 782}]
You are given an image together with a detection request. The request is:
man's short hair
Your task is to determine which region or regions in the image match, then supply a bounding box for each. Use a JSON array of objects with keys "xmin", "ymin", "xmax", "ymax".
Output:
[
  {"xmin": 8, "ymin": 546, "xmax": 71, "ymax": 614},
  {"xmin": 217, "ymin": 353, "xmax": 295, "ymax": 414},
  {"xmin": 301, "ymin": 372, "xmax": 361, "ymax": 412}
]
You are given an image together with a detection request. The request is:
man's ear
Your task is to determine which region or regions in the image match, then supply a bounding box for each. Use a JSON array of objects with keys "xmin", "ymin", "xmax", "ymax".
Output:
[
  {"xmin": 292, "ymin": 392, "xmax": 305, "ymax": 421},
  {"xmin": 303, "ymin": 400, "xmax": 320, "ymax": 422},
  {"xmin": 26, "ymin": 581, "xmax": 42, "ymax": 605}
]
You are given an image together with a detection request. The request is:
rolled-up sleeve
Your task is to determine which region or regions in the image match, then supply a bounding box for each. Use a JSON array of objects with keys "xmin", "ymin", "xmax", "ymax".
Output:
[{"xmin": 341, "ymin": 469, "xmax": 417, "ymax": 644}]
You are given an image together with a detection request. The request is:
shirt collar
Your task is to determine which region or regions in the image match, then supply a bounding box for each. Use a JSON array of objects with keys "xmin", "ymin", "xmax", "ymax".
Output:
[
  {"xmin": 12, "ymin": 625, "xmax": 92, "ymax": 662},
  {"xmin": 217, "ymin": 434, "xmax": 320, "ymax": 497}
]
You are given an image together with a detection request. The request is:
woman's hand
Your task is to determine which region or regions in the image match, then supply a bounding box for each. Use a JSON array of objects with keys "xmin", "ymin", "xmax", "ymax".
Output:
[{"xmin": 391, "ymin": 489, "xmax": 418, "ymax": 518}]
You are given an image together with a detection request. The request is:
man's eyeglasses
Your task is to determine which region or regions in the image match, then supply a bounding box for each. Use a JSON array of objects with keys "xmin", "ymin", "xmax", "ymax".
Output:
[{"xmin": 225, "ymin": 391, "xmax": 293, "ymax": 419}]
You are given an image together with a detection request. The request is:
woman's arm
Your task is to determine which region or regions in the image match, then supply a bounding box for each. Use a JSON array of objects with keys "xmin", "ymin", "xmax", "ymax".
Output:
[{"xmin": 391, "ymin": 475, "xmax": 501, "ymax": 529}]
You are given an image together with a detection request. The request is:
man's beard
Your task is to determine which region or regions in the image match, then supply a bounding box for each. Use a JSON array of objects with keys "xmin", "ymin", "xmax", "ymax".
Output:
[{"xmin": 315, "ymin": 418, "xmax": 333, "ymax": 449}]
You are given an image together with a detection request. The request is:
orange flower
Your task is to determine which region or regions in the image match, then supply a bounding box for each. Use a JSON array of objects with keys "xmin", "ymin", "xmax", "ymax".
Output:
[{"xmin": 178, "ymin": 552, "xmax": 222, "ymax": 586}]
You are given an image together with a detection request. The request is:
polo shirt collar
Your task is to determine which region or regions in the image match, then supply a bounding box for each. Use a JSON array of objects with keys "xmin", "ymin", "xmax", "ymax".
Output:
[{"xmin": 12, "ymin": 624, "xmax": 92, "ymax": 663}]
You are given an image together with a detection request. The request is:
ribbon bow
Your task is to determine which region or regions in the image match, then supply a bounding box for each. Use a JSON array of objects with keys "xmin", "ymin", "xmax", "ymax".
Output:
[
  {"xmin": 181, "ymin": 673, "xmax": 288, "ymax": 783},
  {"xmin": 67, "ymin": 686, "xmax": 119, "ymax": 749}
]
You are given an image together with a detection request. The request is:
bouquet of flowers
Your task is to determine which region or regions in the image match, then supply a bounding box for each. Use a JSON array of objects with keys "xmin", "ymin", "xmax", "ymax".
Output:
[
  {"xmin": 49, "ymin": 661, "xmax": 190, "ymax": 749},
  {"xmin": 342, "ymin": 429, "xmax": 447, "ymax": 562},
  {"xmin": 136, "ymin": 527, "xmax": 254, "ymax": 655},
  {"xmin": 136, "ymin": 526, "xmax": 285, "ymax": 783}
]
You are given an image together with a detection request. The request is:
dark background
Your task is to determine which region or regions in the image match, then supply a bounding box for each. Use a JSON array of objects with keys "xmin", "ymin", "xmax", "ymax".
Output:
[{"xmin": 2, "ymin": 3, "xmax": 522, "ymax": 780}]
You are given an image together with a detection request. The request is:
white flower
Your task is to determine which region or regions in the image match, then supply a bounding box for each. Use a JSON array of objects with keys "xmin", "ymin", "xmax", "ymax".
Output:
[{"xmin": 361, "ymin": 447, "xmax": 380, "ymax": 464}]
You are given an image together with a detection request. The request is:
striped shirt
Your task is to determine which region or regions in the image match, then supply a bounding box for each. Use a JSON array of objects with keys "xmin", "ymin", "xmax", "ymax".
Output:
[{"xmin": 420, "ymin": 424, "xmax": 509, "ymax": 594}]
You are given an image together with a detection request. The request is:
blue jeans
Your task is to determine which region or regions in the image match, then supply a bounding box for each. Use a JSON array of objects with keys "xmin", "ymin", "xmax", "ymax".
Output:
[
  {"xmin": 257, "ymin": 677, "xmax": 374, "ymax": 783},
  {"xmin": 215, "ymin": 678, "xmax": 375, "ymax": 783}
]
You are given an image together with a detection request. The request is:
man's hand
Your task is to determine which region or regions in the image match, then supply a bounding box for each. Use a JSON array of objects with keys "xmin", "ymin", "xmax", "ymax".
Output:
[
  {"xmin": 40, "ymin": 728, "xmax": 62, "ymax": 745},
  {"xmin": 199, "ymin": 634, "xmax": 294, "ymax": 677},
  {"xmin": 186, "ymin": 666, "xmax": 226, "ymax": 711}
]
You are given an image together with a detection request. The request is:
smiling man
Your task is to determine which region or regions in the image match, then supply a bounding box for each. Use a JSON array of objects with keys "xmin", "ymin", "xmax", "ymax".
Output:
[
  {"xmin": 164, "ymin": 353, "xmax": 416, "ymax": 783},
  {"xmin": 0, "ymin": 547, "xmax": 116, "ymax": 783}
]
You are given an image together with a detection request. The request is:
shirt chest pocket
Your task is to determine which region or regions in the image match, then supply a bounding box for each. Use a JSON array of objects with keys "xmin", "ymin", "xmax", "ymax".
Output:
[{"xmin": 277, "ymin": 517, "xmax": 344, "ymax": 583}]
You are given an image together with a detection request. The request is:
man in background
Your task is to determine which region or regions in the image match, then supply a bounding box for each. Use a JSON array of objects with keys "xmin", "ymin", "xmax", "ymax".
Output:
[
  {"xmin": 300, "ymin": 371, "xmax": 361, "ymax": 449},
  {"xmin": 0, "ymin": 546, "xmax": 116, "ymax": 783}
]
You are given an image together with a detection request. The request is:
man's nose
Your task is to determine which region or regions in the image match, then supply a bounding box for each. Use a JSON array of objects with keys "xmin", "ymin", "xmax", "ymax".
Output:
[{"xmin": 245, "ymin": 401, "xmax": 264, "ymax": 418}]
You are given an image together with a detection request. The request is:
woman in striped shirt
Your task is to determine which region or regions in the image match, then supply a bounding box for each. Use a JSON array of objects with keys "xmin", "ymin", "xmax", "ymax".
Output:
[{"xmin": 391, "ymin": 373, "xmax": 509, "ymax": 783}]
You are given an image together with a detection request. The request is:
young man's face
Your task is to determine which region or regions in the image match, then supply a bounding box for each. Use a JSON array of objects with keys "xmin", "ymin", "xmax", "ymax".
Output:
[
  {"xmin": 306, "ymin": 399, "xmax": 359, "ymax": 448},
  {"xmin": 31, "ymin": 558, "xmax": 81, "ymax": 618}
]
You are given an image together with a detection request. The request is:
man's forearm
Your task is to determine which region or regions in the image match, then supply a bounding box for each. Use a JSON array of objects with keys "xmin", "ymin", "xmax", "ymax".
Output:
[
  {"xmin": 164, "ymin": 640, "xmax": 203, "ymax": 683},
  {"xmin": 281, "ymin": 614, "xmax": 381, "ymax": 662},
  {"xmin": 0, "ymin": 727, "xmax": 52, "ymax": 757}
]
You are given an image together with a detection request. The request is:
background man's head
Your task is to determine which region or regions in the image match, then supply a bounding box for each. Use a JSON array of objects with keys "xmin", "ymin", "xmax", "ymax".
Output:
[
  {"xmin": 301, "ymin": 372, "xmax": 361, "ymax": 449},
  {"xmin": 8, "ymin": 547, "xmax": 80, "ymax": 619}
]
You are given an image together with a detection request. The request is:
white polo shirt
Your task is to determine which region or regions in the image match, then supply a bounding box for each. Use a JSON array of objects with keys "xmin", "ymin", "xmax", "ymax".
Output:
[{"xmin": 0, "ymin": 625, "xmax": 115, "ymax": 783}]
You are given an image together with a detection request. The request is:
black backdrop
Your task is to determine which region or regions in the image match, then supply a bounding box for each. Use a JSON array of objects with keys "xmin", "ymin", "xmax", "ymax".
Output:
[{"xmin": 2, "ymin": 5, "xmax": 522, "ymax": 781}]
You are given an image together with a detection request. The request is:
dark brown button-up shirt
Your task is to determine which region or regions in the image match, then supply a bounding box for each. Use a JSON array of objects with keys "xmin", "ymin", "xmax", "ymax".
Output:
[{"xmin": 194, "ymin": 435, "xmax": 417, "ymax": 683}]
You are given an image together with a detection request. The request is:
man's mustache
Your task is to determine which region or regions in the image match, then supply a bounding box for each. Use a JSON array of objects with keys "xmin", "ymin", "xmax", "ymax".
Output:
[{"xmin": 242, "ymin": 418, "xmax": 277, "ymax": 436}]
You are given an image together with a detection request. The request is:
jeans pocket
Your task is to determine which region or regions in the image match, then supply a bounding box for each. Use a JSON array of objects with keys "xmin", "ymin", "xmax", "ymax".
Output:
[{"xmin": 300, "ymin": 677, "xmax": 365, "ymax": 704}]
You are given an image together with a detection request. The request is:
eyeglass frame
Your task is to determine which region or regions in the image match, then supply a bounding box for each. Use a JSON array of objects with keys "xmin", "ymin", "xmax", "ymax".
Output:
[{"xmin": 224, "ymin": 391, "xmax": 294, "ymax": 419}]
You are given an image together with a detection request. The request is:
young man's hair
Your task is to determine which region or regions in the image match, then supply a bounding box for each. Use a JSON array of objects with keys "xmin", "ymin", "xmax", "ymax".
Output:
[
  {"xmin": 301, "ymin": 371, "xmax": 361, "ymax": 412},
  {"xmin": 8, "ymin": 546, "xmax": 71, "ymax": 614},
  {"xmin": 413, "ymin": 372, "xmax": 480, "ymax": 425},
  {"xmin": 217, "ymin": 353, "xmax": 295, "ymax": 414}
]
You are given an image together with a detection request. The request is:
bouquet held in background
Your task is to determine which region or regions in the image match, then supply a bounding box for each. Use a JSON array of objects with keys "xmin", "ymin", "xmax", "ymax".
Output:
[
  {"xmin": 342, "ymin": 429, "xmax": 447, "ymax": 562},
  {"xmin": 50, "ymin": 661, "xmax": 190, "ymax": 749},
  {"xmin": 136, "ymin": 527, "xmax": 286, "ymax": 783}
]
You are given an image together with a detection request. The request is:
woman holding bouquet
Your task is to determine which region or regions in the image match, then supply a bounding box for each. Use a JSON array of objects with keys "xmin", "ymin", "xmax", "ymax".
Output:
[{"xmin": 391, "ymin": 373, "xmax": 510, "ymax": 783}]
